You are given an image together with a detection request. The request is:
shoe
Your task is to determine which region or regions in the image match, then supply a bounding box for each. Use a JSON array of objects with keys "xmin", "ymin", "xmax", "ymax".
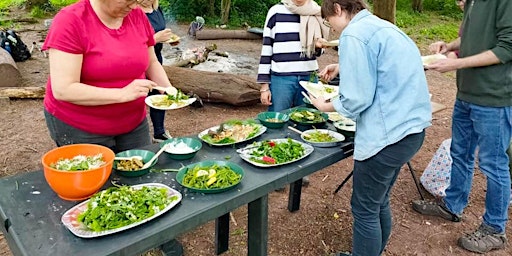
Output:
[
  {"xmin": 412, "ymin": 199, "xmax": 461, "ymax": 222},
  {"xmin": 160, "ymin": 239, "xmax": 184, "ymax": 256},
  {"xmin": 153, "ymin": 130, "xmax": 172, "ymax": 143},
  {"xmin": 302, "ymin": 176, "xmax": 310, "ymax": 187},
  {"xmin": 458, "ymin": 224, "xmax": 507, "ymax": 253}
]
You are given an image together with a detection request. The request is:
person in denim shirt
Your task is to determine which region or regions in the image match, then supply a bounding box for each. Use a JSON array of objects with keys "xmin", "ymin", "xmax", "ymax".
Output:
[
  {"xmin": 413, "ymin": 0, "xmax": 512, "ymax": 254},
  {"xmin": 311, "ymin": 1, "xmax": 431, "ymax": 255}
]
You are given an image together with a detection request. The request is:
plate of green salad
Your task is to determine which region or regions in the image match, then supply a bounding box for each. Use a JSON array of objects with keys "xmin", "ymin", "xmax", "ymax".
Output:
[
  {"xmin": 198, "ymin": 120, "xmax": 267, "ymax": 146},
  {"xmin": 61, "ymin": 183, "xmax": 182, "ymax": 238},
  {"xmin": 176, "ymin": 160, "xmax": 244, "ymax": 193},
  {"xmin": 237, "ymin": 138, "xmax": 314, "ymax": 168}
]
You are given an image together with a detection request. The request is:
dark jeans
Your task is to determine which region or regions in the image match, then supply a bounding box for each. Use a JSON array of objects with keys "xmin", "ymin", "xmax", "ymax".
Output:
[
  {"xmin": 351, "ymin": 131, "xmax": 425, "ymax": 256},
  {"xmin": 148, "ymin": 90, "xmax": 166, "ymax": 136},
  {"xmin": 44, "ymin": 109, "xmax": 151, "ymax": 153}
]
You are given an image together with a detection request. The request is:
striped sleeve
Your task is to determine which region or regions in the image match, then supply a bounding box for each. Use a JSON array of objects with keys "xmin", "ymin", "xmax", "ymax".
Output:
[{"xmin": 257, "ymin": 6, "xmax": 277, "ymax": 83}]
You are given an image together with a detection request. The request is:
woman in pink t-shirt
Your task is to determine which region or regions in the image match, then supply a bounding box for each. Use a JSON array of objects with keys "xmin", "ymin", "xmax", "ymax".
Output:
[{"xmin": 42, "ymin": 0, "xmax": 177, "ymax": 152}]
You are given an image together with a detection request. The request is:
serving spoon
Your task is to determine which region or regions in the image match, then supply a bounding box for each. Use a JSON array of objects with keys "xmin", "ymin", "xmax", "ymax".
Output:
[{"xmin": 142, "ymin": 144, "xmax": 169, "ymax": 169}]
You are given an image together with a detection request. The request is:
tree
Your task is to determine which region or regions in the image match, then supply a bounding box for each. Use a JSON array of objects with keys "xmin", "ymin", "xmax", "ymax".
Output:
[
  {"xmin": 412, "ymin": 0, "xmax": 423, "ymax": 12},
  {"xmin": 220, "ymin": 0, "xmax": 231, "ymax": 25},
  {"xmin": 373, "ymin": 0, "xmax": 396, "ymax": 24}
]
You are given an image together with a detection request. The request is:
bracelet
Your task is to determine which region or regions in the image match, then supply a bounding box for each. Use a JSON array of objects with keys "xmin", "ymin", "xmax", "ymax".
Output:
[{"xmin": 260, "ymin": 89, "xmax": 270, "ymax": 92}]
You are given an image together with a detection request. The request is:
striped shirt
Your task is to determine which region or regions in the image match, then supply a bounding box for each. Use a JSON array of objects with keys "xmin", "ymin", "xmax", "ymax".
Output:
[{"xmin": 257, "ymin": 4, "xmax": 319, "ymax": 83}]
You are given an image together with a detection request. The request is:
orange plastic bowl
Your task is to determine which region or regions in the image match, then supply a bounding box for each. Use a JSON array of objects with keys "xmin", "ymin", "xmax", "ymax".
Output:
[{"xmin": 41, "ymin": 144, "xmax": 114, "ymax": 201}]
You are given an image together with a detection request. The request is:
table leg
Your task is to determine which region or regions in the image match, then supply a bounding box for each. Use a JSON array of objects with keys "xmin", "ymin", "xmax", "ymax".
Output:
[
  {"xmin": 215, "ymin": 213, "xmax": 230, "ymax": 255},
  {"xmin": 248, "ymin": 195, "xmax": 268, "ymax": 256},
  {"xmin": 288, "ymin": 178, "xmax": 303, "ymax": 212}
]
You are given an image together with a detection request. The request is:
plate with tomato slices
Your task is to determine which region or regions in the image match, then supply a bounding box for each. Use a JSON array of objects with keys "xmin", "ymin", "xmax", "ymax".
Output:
[{"xmin": 237, "ymin": 138, "xmax": 314, "ymax": 168}]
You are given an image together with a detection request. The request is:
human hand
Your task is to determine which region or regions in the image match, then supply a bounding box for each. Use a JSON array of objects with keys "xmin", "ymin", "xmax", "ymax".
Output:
[
  {"xmin": 318, "ymin": 64, "xmax": 339, "ymax": 82},
  {"xmin": 429, "ymin": 41, "xmax": 448, "ymax": 54},
  {"xmin": 154, "ymin": 29, "xmax": 173, "ymax": 43},
  {"xmin": 260, "ymin": 85, "xmax": 272, "ymax": 106},
  {"xmin": 122, "ymin": 79, "xmax": 155, "ymax": 102},
  {"xmin": 315, "ymin": 38, "xmax": 328, "ymax": 48},
  {"xmin": 310, "ymin": 95, "xmax": 333, "ymax": 112},
  {"xmin": 424, "ymin": 58, "xmax": 461, "ymax": 73}
]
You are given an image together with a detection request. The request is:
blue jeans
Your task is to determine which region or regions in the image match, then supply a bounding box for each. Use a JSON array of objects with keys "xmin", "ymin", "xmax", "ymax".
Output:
[
  {"xmin": 444, "ymin": 99, "xmax": 511, "ymax": 233},
  {"xmin": 268, "ymin": 74, "xmax": 315, "ymax": 112},
  {"xmin": 44, "ymin": 109, "xmax": 151, "ymax": 153},
  {"xmin": 148, "ymin": 90, "xmax": 166, "ymax": 136},
  {"xmin": 351, "ymin": 131, "xmax": 425, "ymax": 256}
]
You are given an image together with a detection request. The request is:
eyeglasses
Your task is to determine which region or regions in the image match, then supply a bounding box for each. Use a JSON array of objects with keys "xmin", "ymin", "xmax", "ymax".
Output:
[{"xmin": 323, "ymin": 19, "xmax": 332, "ymax": 28}]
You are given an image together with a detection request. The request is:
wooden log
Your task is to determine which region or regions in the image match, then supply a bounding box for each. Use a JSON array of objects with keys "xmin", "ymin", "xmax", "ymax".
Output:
[
  {"xmin": 195, "ymin": 29, "xmax": 262, "ymax": 40},
  {"xmin": 0, "ymin": 87, "xmax": 45, "ymax": 98},
  {"xmin": 0, "ymin": 48, "xmax": 22, "ymax": 87},
  {"xmin": 163, "ymin": 66, "xmax": 261, "ymax": 106}
]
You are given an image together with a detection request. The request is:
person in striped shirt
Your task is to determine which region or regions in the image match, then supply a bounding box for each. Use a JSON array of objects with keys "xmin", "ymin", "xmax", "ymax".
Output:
[{"xmin": 257, "ymin": 0, "xmax": 329, "ymax": 112}]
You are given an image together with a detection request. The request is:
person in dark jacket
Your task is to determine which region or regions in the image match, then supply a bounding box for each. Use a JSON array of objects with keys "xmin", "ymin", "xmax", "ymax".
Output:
[{"xmin": 413, "ymin": 0, "xmax": 512, "ymax": 253}]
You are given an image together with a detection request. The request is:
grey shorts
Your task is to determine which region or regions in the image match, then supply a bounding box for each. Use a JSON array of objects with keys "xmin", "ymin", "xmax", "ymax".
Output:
[{"xmin": 44, "ymin": 109, "xmax": 151, "ymax": 153}]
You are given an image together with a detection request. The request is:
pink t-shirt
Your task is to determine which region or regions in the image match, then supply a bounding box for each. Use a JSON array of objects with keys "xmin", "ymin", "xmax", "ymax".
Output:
[{"xmin": 42, "ymin": 0, "xmax": 155, "ymax": 136}]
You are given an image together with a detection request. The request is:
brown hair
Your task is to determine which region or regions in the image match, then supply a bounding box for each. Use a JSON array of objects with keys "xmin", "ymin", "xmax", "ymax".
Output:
[{"xmin": 321, "ymin": 0, "xmax": 368, "ymax": 19}]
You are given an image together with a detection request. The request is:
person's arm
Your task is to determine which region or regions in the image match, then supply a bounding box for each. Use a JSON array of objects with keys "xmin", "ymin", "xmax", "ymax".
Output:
[
  {"xmin": 257, "ymin": 8, "xmax": 276, "ymax": 105},
  {"xmin": 145, "ymin": 46, "xmax": 178, "ymax": 94},
  {"xmin": 49, "ymin": 48, "xmax": 152, "ymax": 105}
]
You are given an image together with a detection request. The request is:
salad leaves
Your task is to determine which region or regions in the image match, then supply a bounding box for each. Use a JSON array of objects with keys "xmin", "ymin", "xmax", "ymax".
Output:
[
  {"xmin": 249, "ymin": 138, "xmax": 305, "ymax": 165},
  {"xmin": 77, "ymin": 185, "xmax": 179, "ymax": 232},
  {"xmin": 50, "ymin": 154, "xmax": 105, "ymax": 171},
  {"xmin": 182, "ymin": 164, "xmax": 242, "ymax": 189}
]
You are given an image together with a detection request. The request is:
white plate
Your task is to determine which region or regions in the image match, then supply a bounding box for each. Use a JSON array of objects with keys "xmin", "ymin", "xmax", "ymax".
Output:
[
  {"xmin": 145, "ymin": 95, "xmax": 197, "ymax": 110},
  {"xmin": 238, "ymin": 138, "xmax": 314, "ymax": 168},
  {"xmin": 198, "ymin": 123, "xmax": 267, "ymax": 146},
  {"xmin": 301, "ymin": 129, "xmax": 345, "ymax": 148},
  {"xmin": 299, "ymin": 81, "xmax": 339, "ymax": 99},
  {"xmin": 323, "ymin": 39, "xmax": 339, "ymax": 47},
  {"xmin": 421, "ymin": 54, "xmax": 447, "ymax": 66},
  {"xmin": 61, "ymin": 183, "xmax": 182, "ymax": 238},
  {"xmin": 327, "ymin": 112, "xmax": 344, "ymax": 122},
  {"xmin": 333, "ymin": 118, "xmax": 356, "ymax": 132}
]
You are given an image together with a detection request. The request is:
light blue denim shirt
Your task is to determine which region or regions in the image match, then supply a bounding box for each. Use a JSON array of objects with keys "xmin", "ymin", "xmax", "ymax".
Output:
[{"xmin": 332, "ymin": 10, "xmax": 432, "ymax": 160}]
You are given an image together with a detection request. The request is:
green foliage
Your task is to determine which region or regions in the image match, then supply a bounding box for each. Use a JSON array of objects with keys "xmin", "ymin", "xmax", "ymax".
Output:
[
  {"xmin": 394, "ymin": 0, "xmax": 463, "ymax": 48},
  {"xmin": 30, "ymin": 5, "xmax": 46, "ymax": 17},
  {"xmin": 160, "ymin": 0, "xmax": 277, "ymax": 27},
  {"xmin": 49, "ymin": 0, "xmax": 77, "ymax": 8}
]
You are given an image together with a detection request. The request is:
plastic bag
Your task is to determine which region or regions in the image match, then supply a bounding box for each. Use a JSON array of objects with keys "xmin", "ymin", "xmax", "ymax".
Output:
[{"xmin": 420, "ymin": 139, "xmax": 452, "ymax": 197}]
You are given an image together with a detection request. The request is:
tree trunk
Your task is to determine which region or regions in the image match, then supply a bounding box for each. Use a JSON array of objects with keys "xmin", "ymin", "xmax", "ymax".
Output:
[
  {"xmin": 0, "ymin": 87, "xmax": 45, "ymax": 98},
  {"xmin": 0, "ymin": 48, "xmax": 22, "ymax": 87},
  {"xmin": 163, "ymin": 66, "xmax": 261, "ymax": 106},
  {"xmin": 412, "ymin": 0, "xmax": 423, "ymax": 12},
  {"xmin": 373, "ymin": 0, "xmax": 396, "ymax": 24},
  {"xmin": 195, "ymin": 29, "xmax": 262, "ymax": 40},
  {"xmin": 220, "ymin": 0, "xmax": 231, "ymax": 25},
  {"xmin": 208, "ymin": 0, "xmax": 216, "ymax": 16}
]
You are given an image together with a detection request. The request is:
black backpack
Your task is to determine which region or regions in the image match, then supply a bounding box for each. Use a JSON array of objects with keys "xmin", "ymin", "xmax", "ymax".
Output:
[{"xmin": 0, "ymin": 30, "xmax": 31, "ymax": 62}]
